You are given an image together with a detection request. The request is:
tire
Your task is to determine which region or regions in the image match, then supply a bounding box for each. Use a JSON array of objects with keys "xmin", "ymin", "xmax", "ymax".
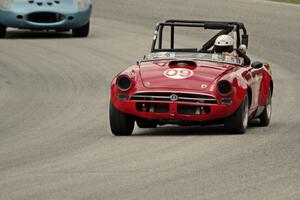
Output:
[
  {"xmin": 109, "ymin": 101, "xmax": 134, "ymax": 136},
  {"xmin": 224, "ymin": 94, "xmax": 249, "ymax": 134},
  {"xmin": 56, "ymin": 29, "xmax": 69, "ymax": 33},
  {"xmin": 0, "ymin": 23, "xmax": 7, "ymax": 38},
  {"xmin": 136, "ymin": 119, "xmax": 157, "ymax": 128},
  {"xmin": 72, "ymin": 22, "xmax": 90, "ymax": 38},
  {"xmin": 258, "ymin": 88, "xmax": 272, "ymax": 126}
]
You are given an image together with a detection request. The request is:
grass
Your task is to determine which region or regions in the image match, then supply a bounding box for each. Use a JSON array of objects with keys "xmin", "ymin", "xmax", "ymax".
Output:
[{"xmin": 270, "ymin": 0, "xmax": 300, "ymax": 4}]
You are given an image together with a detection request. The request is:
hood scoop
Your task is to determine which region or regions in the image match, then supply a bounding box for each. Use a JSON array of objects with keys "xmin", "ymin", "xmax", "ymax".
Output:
[{"xmin": 169, "ymin": 60, "xmax": 197, "ymax": 68}]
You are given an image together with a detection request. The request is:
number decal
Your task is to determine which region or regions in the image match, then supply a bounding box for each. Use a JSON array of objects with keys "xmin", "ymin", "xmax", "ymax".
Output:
[{"xmin": 163, "ymin": 69, "xmax": 194, "ymax": 79}]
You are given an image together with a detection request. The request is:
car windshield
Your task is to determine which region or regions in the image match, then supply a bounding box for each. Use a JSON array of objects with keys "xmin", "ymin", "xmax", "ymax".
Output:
[{"xmin": 142, "ymin": 52, "xmax": 244, "ymax": 65}]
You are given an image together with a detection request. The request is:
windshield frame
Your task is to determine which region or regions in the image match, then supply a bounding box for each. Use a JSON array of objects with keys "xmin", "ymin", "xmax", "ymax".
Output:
[{"xmin": 141, "ymin": 52, "xmax": 244, "ymax": 66}]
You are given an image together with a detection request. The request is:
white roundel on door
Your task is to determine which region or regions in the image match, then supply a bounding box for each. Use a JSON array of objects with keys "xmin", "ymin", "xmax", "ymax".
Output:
[{"xmin": 163, "ymin": 68, "xmax": 194, "ymax": 79}]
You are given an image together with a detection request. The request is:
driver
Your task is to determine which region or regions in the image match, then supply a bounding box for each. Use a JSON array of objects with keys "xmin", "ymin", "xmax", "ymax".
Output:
[{"xmin": 214, "ymin": 35, "xmax": 251, "ymax": 66}]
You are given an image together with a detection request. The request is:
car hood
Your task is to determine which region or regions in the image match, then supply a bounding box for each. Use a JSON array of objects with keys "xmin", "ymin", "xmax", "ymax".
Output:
[
  {"xmin": 139, "ymin": 60, "xmax": 234, "ymax": 91},
  {"xmin": 10, "ymin": 0, "xmax": 77, "ymax": 13}
]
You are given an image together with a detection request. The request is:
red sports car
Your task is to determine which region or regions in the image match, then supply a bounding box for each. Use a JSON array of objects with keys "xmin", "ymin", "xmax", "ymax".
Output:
[{"xmin": 110, "ymin": 20, "xmax": 273, "ymax": 135}]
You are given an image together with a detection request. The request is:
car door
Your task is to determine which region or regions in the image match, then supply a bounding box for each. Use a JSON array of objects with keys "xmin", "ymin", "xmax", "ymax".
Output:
[{"xmin": 248, "ymin": 66, "xmax": 264, "ymax": 111}]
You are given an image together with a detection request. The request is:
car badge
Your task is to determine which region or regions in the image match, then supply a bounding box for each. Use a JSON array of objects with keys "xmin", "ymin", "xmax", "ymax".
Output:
[{"xmin": 170, "ymin": 94, "xmax": 179, "ymax": 102}]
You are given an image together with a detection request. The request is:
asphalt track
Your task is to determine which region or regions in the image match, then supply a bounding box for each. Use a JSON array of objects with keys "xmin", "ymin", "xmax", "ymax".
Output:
[{"xmin": 1, "ymin": 0, "xmax": 300, "ymax": 199}]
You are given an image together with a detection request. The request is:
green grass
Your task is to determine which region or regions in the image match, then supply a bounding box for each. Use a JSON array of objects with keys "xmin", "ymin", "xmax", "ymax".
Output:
[{"xmin": 271, "ymin": 0, "xmax": 300, "ymax": 4}]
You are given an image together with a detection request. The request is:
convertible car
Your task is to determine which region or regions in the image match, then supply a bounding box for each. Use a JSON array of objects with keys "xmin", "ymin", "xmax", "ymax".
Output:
[
  {"xmin": 110, "ymin": 20, "xmax": 273, "ymax": 135},
  {"xmin": 0, "ymin": 0, "xmax": 92, "ymax": 38}
]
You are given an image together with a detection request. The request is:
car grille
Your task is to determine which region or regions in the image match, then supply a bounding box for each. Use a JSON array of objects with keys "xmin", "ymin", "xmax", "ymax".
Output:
[
  {"xmin": 136, "ymin": 103, "xmax": 169, "ymax": 113},
  {"xmin": 27, "ymin": 12, "xmax": 65, "ymax": 23},
  {"xmin": 177, "ymin": 105, "xmax": 211, "ymax": 115},
  {"xmin": 131, "ymin": 92, "xmax": 218, "ymax": 104}
]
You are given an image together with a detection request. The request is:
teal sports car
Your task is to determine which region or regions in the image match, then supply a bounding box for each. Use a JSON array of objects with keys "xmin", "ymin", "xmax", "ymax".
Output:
[{"xmin": 0, "ymin": 0, "xmax": 92, "ymax": 38}]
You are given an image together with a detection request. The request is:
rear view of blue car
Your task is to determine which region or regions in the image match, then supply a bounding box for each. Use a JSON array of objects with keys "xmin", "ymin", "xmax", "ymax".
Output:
[{"xmin": 0, "ymin": 0, "xmax": 92, "ymax": 38}]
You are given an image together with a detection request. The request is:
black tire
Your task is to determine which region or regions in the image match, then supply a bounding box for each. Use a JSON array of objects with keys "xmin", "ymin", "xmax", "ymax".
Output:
[
  {"xmin": 0, "ymin": 23, "xmax": 7, "ymax": 38},
  {"xmin": 56, "ymin": 29, "xmax": 69, "ymax": 33},
  {"xmin": 258, "ymin": 88, "xmax": 272, "ymax": 126},
  {"xmin": 224, "ymin": 94, "xmax": 249, "ymax": 134},
  {"xmin": 109, "ymin": 101, "xmax": 134, "ymax": 136},
  {"xmin": 136, "ymin": 119, "xmax": 157, "ymax": 128},
  {"xmin": 72, "ymin": 22, "xmax": 90, "ymax": 38}
]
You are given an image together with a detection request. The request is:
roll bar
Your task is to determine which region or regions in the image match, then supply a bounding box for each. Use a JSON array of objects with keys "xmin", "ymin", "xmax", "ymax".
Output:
[{"xmin": 151, "ymin": 19, "xmax": 248, "ymax": 53}]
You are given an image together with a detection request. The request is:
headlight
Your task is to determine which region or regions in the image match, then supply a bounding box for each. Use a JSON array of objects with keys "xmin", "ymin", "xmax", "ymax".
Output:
[
  {"xmin": 217, "ymin": 80, "xmax": 232, "ymax": 96},
  {"xmin": 0, "ymin": 0, "xmax": 12, "ymax": 10},
  {"xmin": 116, "ymin": 75, "xmax": 132, "ymax": 91},
  {"xmin": 77, "ymin": 0, "xmax": 91, "ymax": 11}
]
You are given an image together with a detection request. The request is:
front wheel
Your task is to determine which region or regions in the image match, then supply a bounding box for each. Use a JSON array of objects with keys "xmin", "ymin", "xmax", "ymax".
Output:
[
  {"xmin": 109, "ymin": 101, "xmax": 134, "ymax": 136},
  {"xmin": 224, "ymin": 94, "xmax": 249, "ymax": 134},
  {"xmin": 72, "ymin": 22, "xmax": 90, "ymax": 38},
  {"xmin": 258, "ymin": 88, "xmax": 272, "ymax": 126},
  {"xmin": 0, "ymin": 23, "xmax": 7, "ymax": 38}
]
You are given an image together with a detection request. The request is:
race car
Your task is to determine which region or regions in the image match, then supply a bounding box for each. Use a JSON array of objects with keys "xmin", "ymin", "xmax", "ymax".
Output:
[
  {"xmin": 110, "ymin": 20, "xmax": 273, "ymax": 135},
  {"xmin": 0, "ymin": 0, "xmax": 92, "ymax": 38}
]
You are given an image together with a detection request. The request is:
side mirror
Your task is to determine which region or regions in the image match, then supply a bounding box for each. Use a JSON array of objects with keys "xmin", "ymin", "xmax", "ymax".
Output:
[
  {"xmin": 242, "ymin": 34, "xmax": 249, "ymax": 47},
  {"xmin": 251, "ymin": 61, "xmax": 263, "ymax": 69}
]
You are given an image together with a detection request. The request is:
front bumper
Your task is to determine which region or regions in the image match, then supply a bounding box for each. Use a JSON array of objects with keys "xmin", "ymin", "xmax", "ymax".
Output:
[
  {"xmin": 0, "ymin": 5, "xmax": 92, "ymax": 29},
  {"xmin": 114, "ymin": 101, "xmax": 236, "ymax": 123},
  {"xmin": 112, "ymin": 90, "xmax": 241, "ymax": 124}
]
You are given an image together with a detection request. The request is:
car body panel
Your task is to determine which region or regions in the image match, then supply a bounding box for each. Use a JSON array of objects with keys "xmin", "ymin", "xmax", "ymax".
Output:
[{"xmin": 0, "ymin": 0, "xmax": 92, "ymax": 29}]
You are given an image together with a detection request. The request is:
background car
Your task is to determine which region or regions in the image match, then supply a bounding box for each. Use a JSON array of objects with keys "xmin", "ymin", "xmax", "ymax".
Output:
[
  {"xmin": 0, "ymin": 0, "xmax": 92, "ymax": 38},
  {"xmin": 110, "ymin": 20, "xmax": 273, "ymax": 136}
]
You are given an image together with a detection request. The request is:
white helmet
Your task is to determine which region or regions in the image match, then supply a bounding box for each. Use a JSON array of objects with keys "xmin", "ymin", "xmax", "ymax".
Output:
[{"xmin": 214, "ymin": 35, "xmax": 234, "ymax": 53}]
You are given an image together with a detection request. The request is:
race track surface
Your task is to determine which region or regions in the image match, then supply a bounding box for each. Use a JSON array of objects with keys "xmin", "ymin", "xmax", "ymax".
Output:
[{"xmin": 1, "ymin": 0, "xmax": 300, "ymax": 199}]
